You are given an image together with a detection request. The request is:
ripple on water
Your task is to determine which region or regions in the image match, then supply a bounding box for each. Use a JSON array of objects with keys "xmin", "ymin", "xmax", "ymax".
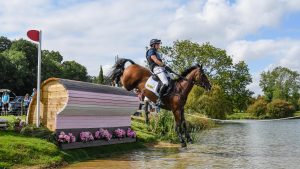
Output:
[{"xmin": 64, "ymin": 119, "xmax": 300, "ymax": 169}]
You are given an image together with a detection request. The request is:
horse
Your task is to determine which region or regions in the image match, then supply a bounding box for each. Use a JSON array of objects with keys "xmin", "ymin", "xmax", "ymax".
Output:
[{"xmin": 110, "ymin": 58, "xmax": 211, "ymax": 147}]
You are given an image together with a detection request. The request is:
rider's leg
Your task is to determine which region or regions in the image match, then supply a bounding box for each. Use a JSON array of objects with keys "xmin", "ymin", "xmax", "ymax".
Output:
[{"xmin": 153, "ymin": 66, "xmax": 169, "ymax": 105}]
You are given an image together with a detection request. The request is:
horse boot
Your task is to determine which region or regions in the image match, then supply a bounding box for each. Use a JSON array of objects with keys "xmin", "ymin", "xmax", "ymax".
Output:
[{"xmin": 156, "ymin": 84, "xmax": 168, "ymax": 107}]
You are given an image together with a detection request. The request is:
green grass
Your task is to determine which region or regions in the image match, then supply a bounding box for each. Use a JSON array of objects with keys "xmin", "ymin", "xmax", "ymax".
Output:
[
  {"xmin": 226, "ymin": 111, "xmax": 300, "ymax": 120},
  {"xmin": 0, "ymin": 131, "xmax": 63, "ymax": 168},
  {"xmin": 0, "ymin": 114, "xmax": 214, "ymax": 168},
  {"xmin": 0, "ymin": 115, "xmax": 26, "ymax": 122},
  {"xmin": 226, "ymin": 113, "xmax": 258, "ymax": 120},
  {"xmin": 294, "ymin": 111, "xmax": 300, "ymax": 117}
]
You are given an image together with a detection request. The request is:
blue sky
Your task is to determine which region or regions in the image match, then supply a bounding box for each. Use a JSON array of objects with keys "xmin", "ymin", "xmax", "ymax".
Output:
[{"xmin": 1, "ymin": 0, "xmax": 300, "ymax": 95}]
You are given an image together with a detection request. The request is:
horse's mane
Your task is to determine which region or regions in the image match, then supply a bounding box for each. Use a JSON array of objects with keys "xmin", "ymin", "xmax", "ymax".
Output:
[{"xmin": 180, "ymin": 65, "xmax": 199, "ymax": 77}]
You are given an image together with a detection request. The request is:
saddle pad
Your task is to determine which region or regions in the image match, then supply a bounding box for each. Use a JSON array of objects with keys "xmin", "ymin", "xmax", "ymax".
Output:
[{"xmin": 145, "ymin": 76, "xmax": 159, "ymax": 96}]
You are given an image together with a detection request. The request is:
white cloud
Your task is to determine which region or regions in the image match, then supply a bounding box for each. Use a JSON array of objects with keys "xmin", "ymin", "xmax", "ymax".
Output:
[
  {"xmin": 0, "ymin": 0, "xmax": 300, "ymax": 94},
  {"xmin": 227, "ymin": 39, "xmax": 300, "ymax": 72},
  {"xmin": 166, "ymin": 0, "xmax": 300, "ymax": 45}
]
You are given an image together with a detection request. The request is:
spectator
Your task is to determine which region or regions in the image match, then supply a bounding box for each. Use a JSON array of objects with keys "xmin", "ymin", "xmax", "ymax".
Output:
[
  {"xmin": 2, "ymin": 92, "xmax": 10, "ymax": 116},
  {"xmin": 31, "ymin": 88, "xmax": 36, "ymax": 97},
  {"xmin": 0, "ymin": 97, "xmax": 2, "ymax": 115},
  {"xmin": 23, "ymin": 93, "xmax": 30, "ymax": 108}
]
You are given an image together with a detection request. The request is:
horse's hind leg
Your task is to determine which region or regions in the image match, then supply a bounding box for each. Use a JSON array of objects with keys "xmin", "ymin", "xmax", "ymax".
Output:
[{"xmin": 144, "ymin": 101, "xmax": 150, "ymax": 124}]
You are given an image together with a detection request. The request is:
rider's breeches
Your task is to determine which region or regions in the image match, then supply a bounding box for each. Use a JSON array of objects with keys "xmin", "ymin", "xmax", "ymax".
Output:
[{"xmin": 153, "ymin": 66, "xmax": 169, "ymax": 86}]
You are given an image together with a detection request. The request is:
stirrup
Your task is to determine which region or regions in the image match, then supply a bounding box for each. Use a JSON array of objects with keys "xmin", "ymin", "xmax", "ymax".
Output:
[{"xmin": 156, "ymin": 98, "xmax": 162, "ymax": 106}]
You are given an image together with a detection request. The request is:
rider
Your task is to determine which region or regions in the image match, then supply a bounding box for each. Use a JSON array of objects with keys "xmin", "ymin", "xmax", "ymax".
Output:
[{"xmin": 146, "ymin": 39, "xmax": 169, "ymax": 105}]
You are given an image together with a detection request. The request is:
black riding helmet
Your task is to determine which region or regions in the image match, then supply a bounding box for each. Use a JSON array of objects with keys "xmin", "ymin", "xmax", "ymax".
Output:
[{"xmin": 150, "ymin": 39, "xmax": 161, "ymax": 47}]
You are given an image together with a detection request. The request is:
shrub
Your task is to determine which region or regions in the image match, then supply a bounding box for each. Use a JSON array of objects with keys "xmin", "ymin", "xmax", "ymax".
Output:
[
  {"xmin": 247, "ymin": 98, "xmax": 268, "ymax": 118},
  {"xmin": 267, "ymin": 99, "xmax": 295, "ymax": 118},
  {"xmin": 196, "ymin": 85, "xmax": 231, "ymax": 119},
  {"xmin": 149, "ymin": 110, "xmax": 177, "ymax": 142},
  {"xmin": 20, "ymin": 125, "xmax": 55, "ymax": 142}
]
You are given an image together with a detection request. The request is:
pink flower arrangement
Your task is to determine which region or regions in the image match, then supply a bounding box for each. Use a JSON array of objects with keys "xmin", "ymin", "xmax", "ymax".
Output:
[
  {"xmin": 80, "ymin": 131, "xmax": 94, "ymax": 142},
  {"xmin": 113, "ymin": 128, "xmax": 126, "ymax": 139},
  {"xmin": 57, "ymin": 131, "xmax": 76, "ymax": 143},
  {"xmin": 126, "ymin": 128, "xmax": 136, "ymax": 138},
  {"xmin": 95, "ymin": 128, "xmax": 112, "ymax": 141}
]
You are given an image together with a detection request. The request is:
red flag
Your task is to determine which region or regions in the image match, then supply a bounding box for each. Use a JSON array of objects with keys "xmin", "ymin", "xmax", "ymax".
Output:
[{"xmin": 27, "ymin": 30, "xmax": 40, "ymax": 42}]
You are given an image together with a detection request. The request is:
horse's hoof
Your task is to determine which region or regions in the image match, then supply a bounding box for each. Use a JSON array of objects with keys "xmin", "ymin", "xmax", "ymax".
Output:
[
  {"xmin": 187, "ymin": 138, "xmax": 193, "ymax": 144},
  {"xmin": 181, "ymin": 142, "xmax": 187, "ymax": 147}
]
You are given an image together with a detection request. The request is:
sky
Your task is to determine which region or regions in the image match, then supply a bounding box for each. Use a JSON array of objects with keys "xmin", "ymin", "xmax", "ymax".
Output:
[{"xmin": 1, "ymin": 0, "xmax": 300, "ymax": 95}]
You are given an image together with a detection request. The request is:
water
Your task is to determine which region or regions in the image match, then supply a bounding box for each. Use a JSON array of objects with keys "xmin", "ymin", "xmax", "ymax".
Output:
[{"xmin": 65, "ymin": 119, "xmax": 300, "ymax": 169}]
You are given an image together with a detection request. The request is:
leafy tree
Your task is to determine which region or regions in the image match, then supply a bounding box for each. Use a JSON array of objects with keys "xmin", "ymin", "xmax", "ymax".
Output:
[
  {"xmin": 228, "ymin": 61, "xmax": 253, "ymax": 111},
  {"xmin": 267, "ymin": 99, "xmax": 295, "ymax": 118},
  {"xmin": 41, "ymin": 50, "xmax": 62, "ymax": 80},
  {"xmin": 9, "ymin": 39, "xmax": 38, "ymax": 94},
  {"xmin": 42, "ymin": 50, "xmax": 63, "ymax": 63},
  {"xmin": 0, "ymin": 53, "xmax": 18, "ymax": 91},
  {"xmin": 259, "ymin": 66, "xmax": 300, "ymax": 106},
  {"xmin": 98, "ymin": 65, "xmax": 104, "ymax": 84},
  {"xmin": 10, "ymin": 39, "xmax": 38, "ymax": 69},
  {"xmin": 2, "ymin": 50, "xmax": 29, "ymax": 91},
  {"xmin": 161, "ymin": 40, "xmax": 252, "ymax": 112},
  {"xmin": 61, "ymin": 61, "xmax": 88, "ymax": 81},
  {"xmin": 0, "ymin": 36, "xmax": 12, "ymax": 52},
  {"xmin": 247, "ymin": 98, "xmax": 268, "ymax": 118},
  {"xmin": 189, "ymin": 85, "xmax": 231, "ymax": 119}
]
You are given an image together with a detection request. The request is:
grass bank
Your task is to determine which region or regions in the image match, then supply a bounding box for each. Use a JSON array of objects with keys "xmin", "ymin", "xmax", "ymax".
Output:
[
  {"xmin": 226, "ymin": 111, "xmax": 300, "ymax": 120},
  {"xmin": 0, "ymin": 113, "xmax": 214, "ymax": 168}
]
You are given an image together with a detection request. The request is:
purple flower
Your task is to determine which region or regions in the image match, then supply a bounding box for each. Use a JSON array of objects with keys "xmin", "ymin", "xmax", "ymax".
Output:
[
  {"xmin": 95, "ymin": 129, "xmax": 112, "ymax": 141},
  {"xmin": 126, "ymin": 128, "xmax": 136, "ymax": 138},
  {"xmin": 57, "ymin": 131, "xmax": 76, "ymax": 144},
  {"xmin": 114, "ymin": 128, "xmax": 126, "ymax": 139},
  {"xmin": 80, "ymin": 131, "xmax": 94, "ymax": 142}
]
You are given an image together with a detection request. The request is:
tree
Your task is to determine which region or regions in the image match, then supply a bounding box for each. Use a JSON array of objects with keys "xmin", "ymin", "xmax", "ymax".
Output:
[
  {"xmin": 2, "ymin": 50, "xmax": 29, "ymax": 92},
  {"xmin": 98, "ymin": 65, "xmax": 104, "ymax": 84},
  {"xmin": 247, "ymin": 98, "xmax": 268, "ymax": 118},
  {"xmin": 0, "ymin": 36, "xmax": 12, "ymax": 52},
  {"xmin": 0, "ymin": 53, "xmax": 18, "ymax": 91},
  {"xmin": 61, "ymin": 61, "xmax": 88, "ymax": 81},
  {"xmin": 196, "ymin": 85, "xmax": 232, "ymax": 119},
  {"xmin": 41, "ymin": 50, "xmax": 63, "ymax": 80},
  {"xmin": 228, "ymin": 61, "xmax": 253, "ymax": 111},
  {"xmin": 161, "ymin": 40, "xmax": 253, "ymax": 112},
  {"xmin": 259, "ymin": 66, "xmax": 300, "ymax": 106},
  {"xmin": 9, "ymin": 39, "xmax": 38, "ymax": 94},
  {"xmin": 267, "ymin": 99, "xmax": 295, "ymax": 118}
]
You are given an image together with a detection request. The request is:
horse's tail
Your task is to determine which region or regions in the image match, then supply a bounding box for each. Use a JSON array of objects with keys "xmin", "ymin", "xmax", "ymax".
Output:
[{"xmin": 110, "ymin": 58, "xmax": 135, "ymax": 85}]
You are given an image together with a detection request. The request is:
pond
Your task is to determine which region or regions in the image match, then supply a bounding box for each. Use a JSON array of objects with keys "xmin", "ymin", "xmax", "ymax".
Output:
[{"xmin": 64, "ymin": 119, "xmax": 300, "ymax": 169}]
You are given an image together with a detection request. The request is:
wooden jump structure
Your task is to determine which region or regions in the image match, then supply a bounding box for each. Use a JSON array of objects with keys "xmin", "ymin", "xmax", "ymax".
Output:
[{"xmin": 27, "ymin": 78, "xmax": 139, "ymax": 149}]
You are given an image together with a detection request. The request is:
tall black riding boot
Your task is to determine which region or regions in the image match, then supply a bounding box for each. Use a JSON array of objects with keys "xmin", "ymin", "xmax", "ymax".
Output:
[{"xmin": 156, "ymin": 84, "xmax": 168, "ymax": 106}]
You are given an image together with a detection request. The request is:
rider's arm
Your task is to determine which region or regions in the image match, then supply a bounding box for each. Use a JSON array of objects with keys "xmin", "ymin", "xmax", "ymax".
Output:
[{"xmin": 151, "ymin": 55, "xmax": 165, "ymax": 67}]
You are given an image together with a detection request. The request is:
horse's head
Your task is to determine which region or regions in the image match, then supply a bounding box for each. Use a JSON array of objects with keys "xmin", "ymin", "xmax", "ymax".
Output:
[{"xmin": 194, "ymin": 64, "xmax": 211, "ymax": 91}]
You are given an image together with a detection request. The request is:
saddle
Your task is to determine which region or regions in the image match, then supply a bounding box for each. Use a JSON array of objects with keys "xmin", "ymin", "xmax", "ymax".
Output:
[{"xmin": 145, "ymin": 73, "xmax": 173, "ymax": 97}]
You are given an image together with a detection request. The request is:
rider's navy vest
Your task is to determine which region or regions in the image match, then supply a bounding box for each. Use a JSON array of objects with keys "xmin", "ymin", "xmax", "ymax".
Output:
[{"xmin": 146, "ymin": 48, "xmax": 162, "ymax": 71}]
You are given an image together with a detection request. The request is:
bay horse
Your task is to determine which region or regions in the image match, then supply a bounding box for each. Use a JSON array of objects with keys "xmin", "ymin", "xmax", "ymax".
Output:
[{"xmin": 110, "ymin": 58, "xmax": 211, "ymax": 147}]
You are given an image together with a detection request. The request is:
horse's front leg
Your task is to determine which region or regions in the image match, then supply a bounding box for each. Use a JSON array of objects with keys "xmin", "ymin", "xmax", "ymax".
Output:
[
  {"xmin": 181, "ymin": 109, "xmax": 192, "ymax": 144},
  {"xmin": 174, "ymin": 110, "xmax": 187, "ymax": 147}
]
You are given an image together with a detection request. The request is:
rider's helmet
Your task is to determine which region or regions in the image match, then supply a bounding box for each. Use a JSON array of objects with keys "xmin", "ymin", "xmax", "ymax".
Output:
[{"xmin": 150, "ymin": 39, "xmax": 161, "ymax": 47}]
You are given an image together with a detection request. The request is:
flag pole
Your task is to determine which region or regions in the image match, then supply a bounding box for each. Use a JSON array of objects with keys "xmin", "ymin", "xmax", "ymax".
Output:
[{"xmin": 36, "ymin": 30, "xmax": 42, "ymax": 128}]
